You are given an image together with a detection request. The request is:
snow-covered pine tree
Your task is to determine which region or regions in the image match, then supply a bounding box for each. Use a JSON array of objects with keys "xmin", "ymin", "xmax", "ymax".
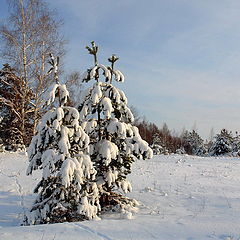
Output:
[
  {"xmin": 182, "ymin": 130, "xmax": 206, "ymax": 156},
  {"xmin": 151, "ymin": 132, "xmax": 164, "ymax": 155},
  {"xmin": 78, "ymin": 42, "xmax": 153, "ymax": 217},
  {"xmin": 209, "ymin": 129, "xmax": 233, "ymax": 156},
  {"xmin": 230, "ymin": 131, "xmax": 240, "ymax": 156},
  {"xmin": 26, "ymin": 54, "xmax": 100, "ymax": 224}
]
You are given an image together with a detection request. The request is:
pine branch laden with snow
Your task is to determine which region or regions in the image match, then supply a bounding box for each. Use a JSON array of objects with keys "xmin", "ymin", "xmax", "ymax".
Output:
[
  {"xmin": 77, "ymin": 43, "xmax": 153, "ymax": 216},
  {"xmin": 26, "ymin": 55, "xmax": 100, "ymax": 225}
]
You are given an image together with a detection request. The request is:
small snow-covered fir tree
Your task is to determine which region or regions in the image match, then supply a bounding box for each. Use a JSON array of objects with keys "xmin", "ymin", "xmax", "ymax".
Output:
[
  {"xmin": 182, "ymin": 130, "xmax": 206, "ymax": 156},
  {"xmin": 78, "ymin": 42, "xmax": 153, "ymax": 217},
  {"xmin": 151, "ymin": 133, "xmax": 164, "ymax": 155},
  {"xmin": 209, "ymin": 129, "xmax": 233, "ymax": 156},
  {"xmin": 27, "ymin": 54, "xmax": 100, "ymax": 224},
  {"xmin": 231, "ymin": 131, "xmax": 240, "ymax": 156}
]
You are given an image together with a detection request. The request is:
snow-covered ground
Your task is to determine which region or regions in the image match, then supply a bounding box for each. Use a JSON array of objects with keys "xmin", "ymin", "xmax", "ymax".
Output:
[{"xmin": 0, "ymin": 152, "xmax": 240, "ymax": 240}]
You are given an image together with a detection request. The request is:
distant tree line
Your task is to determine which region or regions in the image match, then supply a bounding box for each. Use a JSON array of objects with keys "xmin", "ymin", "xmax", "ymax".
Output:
[
  {"xmin": 134, "ymin": 117, "xmax": 240, "ymax": 157},
  {"xmin": 134, "ymin": 120, "xmax": 182, "ymax": 154}
]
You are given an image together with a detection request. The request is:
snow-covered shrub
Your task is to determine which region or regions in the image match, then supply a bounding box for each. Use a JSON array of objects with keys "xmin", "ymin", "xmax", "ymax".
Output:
[
  {"xmin": 78, "ymin": 42, "xmax": 153, "ymax": 215},
  {"xmin": 26, "ymin": 55, "xmax": 100, "ymax": 224},
  {"xmin": 209, "ymin": 129, "xmax": 233, "ymax": 156}
]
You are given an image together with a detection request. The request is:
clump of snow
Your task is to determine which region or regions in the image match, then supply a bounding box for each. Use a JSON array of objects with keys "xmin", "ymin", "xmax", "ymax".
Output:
[
  {"xmin": 82, "ymin": 119, "xmax": 98, "ymax": 134},
  {"xmin": 101, "ymin": 97, "xmax": 113, "ymax": 119},
  {"xmin": 120, "ymin": 179, "xmax": 132, "ymax": 193},
  {"xmin": 43, "ymin": 84, "xmax": 69, "ymax": 107},
  {"xmin": 97, "ymin": 140, "xmax": 118, "ymax": 166},
  {"xmin": 81, "ymin": 64, "xmax": 111, "ymax": 83},
  {"xmin": 106, "ymin": 169, "xmax": 119, "ymax": 187},
  {"xmin": 107, "ymin": 118, "xmax": 126, "ymax": 138},
  {"xmin": 112, "ymin": 69, "xmax": 124, "ymax": 82},
  {"xmin": 78, "ymin": 195, "xmax": 98, "ymax": 220}
]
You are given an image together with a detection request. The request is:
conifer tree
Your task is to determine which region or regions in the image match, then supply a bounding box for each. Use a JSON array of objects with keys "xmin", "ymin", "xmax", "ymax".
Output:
[
  {"xmin": 27, "ymin": 54, "xmax": 100, "ymax": 224},
  {"xmin": 209, "ymin": 129, "xmax": 233, "ymax": 156},
  {"xmin": 78, "ymin": 42, "xmax": 153, "ymax": 217},
  {"xmin": 151, "ymin": 133, "xmax": 164, "ymax": 155},
  {"xmin": 182, "ymin": 130, "xmax": 206, "ymax": 156},
  {"xmin": 232, "ymin": 131, "xmax": 240, "ymax": 155},
  {"xmin": 0, "ymin": 64, "xmax": 34, "ymax": 149}
]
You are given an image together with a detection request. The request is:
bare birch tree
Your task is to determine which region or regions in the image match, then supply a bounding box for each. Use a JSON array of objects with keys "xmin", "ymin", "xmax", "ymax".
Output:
[{"xmin": 0, "ymin": 0, "xmax": 65, "ymax": 141}]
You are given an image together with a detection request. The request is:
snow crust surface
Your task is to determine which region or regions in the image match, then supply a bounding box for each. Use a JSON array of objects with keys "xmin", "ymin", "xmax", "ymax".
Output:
[{"xmin": 0, "ymin": 152, "xmax": 240, "ymax": 240}]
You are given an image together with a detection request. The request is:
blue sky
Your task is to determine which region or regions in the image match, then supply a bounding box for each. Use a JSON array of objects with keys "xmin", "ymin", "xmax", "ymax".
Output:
[{"xmin": 1, "ymin": 0, "xmax": 240, "ymax": 139}]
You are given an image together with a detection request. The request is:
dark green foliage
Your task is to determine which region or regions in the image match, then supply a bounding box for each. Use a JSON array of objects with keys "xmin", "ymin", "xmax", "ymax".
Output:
[{"xmin": 0, "ymin": 64, "xmax": 34, "ymax": 150}]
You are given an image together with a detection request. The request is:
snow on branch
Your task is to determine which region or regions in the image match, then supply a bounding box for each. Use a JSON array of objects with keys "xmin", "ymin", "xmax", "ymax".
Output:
[{"xmin": 81, "ymin": 64, "xmax": 111, "ymax": 83}]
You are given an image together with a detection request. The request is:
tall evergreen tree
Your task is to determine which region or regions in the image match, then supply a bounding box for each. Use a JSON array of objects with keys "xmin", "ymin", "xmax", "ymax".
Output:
[
  {"xmin": 78, "ymin": 42, "xmax": 153, "ymax": 217},
  {"xmin": 27, "ymin": 55, "xmax": 100, "ymax": 224},
  {"xmin": 0, "ymin": 63, "xmax": 34, "ymax": 149}
]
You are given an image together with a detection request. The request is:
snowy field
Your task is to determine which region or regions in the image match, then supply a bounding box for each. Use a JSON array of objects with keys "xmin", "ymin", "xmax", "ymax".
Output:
[{"xmin": 0, "ymin": 152, "xmax": 240, "ymax": 240}]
